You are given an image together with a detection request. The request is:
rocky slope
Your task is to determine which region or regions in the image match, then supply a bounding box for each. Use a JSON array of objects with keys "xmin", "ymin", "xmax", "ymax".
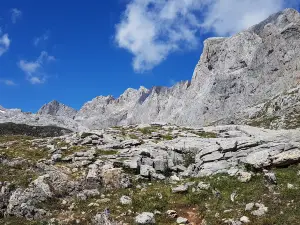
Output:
[{"xmin": 1, "ymin": 123, "xmax": 300, "ymax": 224}]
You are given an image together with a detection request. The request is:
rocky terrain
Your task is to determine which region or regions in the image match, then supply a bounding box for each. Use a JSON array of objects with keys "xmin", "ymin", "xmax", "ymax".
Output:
[
  {"xmin": 1, "ymin": 123, "xmax": 300, "ymax": 224},
  {"xmin": 1, "ymin": 7, "xmax": 300, "ymax": 225},
  {"xmin": 2, "ymin": 8, "xmax": 300, "ymax": 130}
]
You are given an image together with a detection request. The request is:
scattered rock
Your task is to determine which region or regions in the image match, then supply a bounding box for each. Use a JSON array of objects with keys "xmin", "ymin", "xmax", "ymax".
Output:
[
  {"xmin": 240, "ymin": 216, "xmax": 250, "ymax": 223},
  {"xmin": 176, "ymin": 217, "xmax": 189, "ymax": 224},
  {"xmin": 172, "ymin": 184, "xmax": 188, "ymax": 193},
  {"xmin": 120, "ymin": 195, "xmax": 132, "ymax": 205},
  {"xmin": 135, "ymin": 212, "xmax": 155, "ymax": 224},
  {"xmin": 237, "ymin": 171, "xmax": 252, "ymax": 183}
]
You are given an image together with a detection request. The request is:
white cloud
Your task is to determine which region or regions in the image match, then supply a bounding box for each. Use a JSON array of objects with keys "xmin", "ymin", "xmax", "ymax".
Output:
[
  {"xmin": 116, "ymin": 0, "xmax": 298, "ymax": 72},
  {"xmin": 34, "ymin": 31, "xmax": 50, "ymax": 47},
  {"xmin": 0, "ymin": 79, "xmax": 16, "ymax": 86},
  {"xmin": 18, "ymin": 51, "xmax": 55, "ymax": 84},
  {"xmin": 0, "ymin": 34, "xmax": 10, "ymax": 56},
  {"xmin": 11, "ymin": 8, "xmax": 22, "ymax": 24}
]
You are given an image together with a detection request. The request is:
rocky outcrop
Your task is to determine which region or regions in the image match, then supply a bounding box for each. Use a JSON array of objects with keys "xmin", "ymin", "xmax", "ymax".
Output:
[
  {"xmin": 38, "ymin": 100, "xmax": 77, "ymax": 119},
  {"xmin": 73, "ymin": 8, "xmax": 300, "ymax": 129}
]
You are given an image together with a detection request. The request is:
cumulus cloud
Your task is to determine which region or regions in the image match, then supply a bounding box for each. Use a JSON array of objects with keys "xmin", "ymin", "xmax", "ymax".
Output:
[
  {"xmin": 115, "ymin": 0, "xmax": 297, "ymax": 72},
  {"xmin": 11, "ymin": 8, "xmax": 22, "ymax": 24},
  {"xmin": 18, "ymin": 51, "xmax": 55, "ymax": 84},
  {"xmin": 0, "ymin": 34, "xmax": 11, "ymax": 56}
]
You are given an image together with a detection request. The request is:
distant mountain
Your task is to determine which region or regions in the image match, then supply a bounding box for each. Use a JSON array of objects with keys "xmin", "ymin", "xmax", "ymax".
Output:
[
  {"xmin": 38, "ymin": 100, "xmax": 77, "ymax": 119},
  {"xmin": 1, "ymin": 8, "xmax": 300, "ymax": 131}
]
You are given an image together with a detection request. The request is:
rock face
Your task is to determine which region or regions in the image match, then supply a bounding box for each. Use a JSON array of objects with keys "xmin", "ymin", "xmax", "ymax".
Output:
[
  {"xmin": 38, "ymin": 100, "xmax": 77, "ymax": 119},
  {"xmin": 74, "ymin": 8, "xmax": 300, "ymax": 129},
  {"xmin": 1, "ymin": 9, "xmax": 300, "ymax": 130}
]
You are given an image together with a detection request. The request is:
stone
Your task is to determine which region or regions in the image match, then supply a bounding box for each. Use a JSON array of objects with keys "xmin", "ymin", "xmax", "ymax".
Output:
[
  {"xmin": 176, "ymin": 217, "xmax": 189, "ymax": 224},
  {"xmin": 51, "ymin": 153, "xmax": 62, "ymax": 162},
  {"xmin": 92, "ymin": 213, "xmax": 117, "ymax": 225},
  {"xmin": 197, "ymin": 182, "xmax": 210, "ymax": 190},
  {"xmin": 271, "ymin": 149, "xmax": 300, "ymax": 166},
  {"xmin": 166, "ymin": 210, "xmax": 178, "ymax": 218},
  {"xmin": 240, "ymin": 216, "xmax": 250, "ymax": 223},
  {"xmin": 245, "ymin": 203, "xmax": 254, "ymax": 211},
  {"xmin": 153, "ymin": 158, "xmax": 168, "ymax": 172},
  {"xmin": 140, "ymin": 165, "xmax": 155, "ymax": 177},
  {"xmin": 135, "ymin": 212, "xmax": 155, "ymax": 224},
  {"xmin": 172, "ymin": 185, "xmax": 188, "ymax": 193},
  {"xmin": 264, "ymin": 171, "xmax": 277, "ymax": 184},
  {"xmin": 101, "ymin": 167, "xmax": 132, "ymax": 189},
  {"xmin": 120, "ymin": 195, "xmax": 132, "ymax": 205},
  {"xmin": 237, "ymin": 172, "xmax": 252, "ymax": 183},
  {"xmin": 251, "ymin": 203, "xmax": 268, "ymax": 216}
]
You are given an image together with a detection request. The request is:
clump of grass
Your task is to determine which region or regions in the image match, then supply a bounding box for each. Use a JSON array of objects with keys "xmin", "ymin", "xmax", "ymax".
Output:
[
  {"xmin": 183, "ymin": 152, "xmax": 196, "ymax": 167},
  {"xmin": 161, "ymin": 134, "xmax": 174, "ymax": 140},
  {"xmin": 128, "ymin": 134, "xmax": 139, "ymax": 139},
  {"xmin": 248, "ymin": 116, "xmax": 280, "ymax": 128}
]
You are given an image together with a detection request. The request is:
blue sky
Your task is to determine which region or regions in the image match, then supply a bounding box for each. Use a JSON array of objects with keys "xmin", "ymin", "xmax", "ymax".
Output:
[{"xmin": 0, "ymin": 0, "xmax": 299, "ymax": 112}]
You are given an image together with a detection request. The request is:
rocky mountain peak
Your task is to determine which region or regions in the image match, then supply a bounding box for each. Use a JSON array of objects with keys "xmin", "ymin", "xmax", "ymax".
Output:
[{"xmin": 37, "ymin": 100, "xmax": 77, "ymax": 119}]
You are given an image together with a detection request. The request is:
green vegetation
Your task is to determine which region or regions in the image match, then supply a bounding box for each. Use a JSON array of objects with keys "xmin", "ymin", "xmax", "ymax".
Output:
[
  {"xmin": 0, "ymin": 137, "xmax": 49, "ymax": 162},
  {"xmin": 248, "ymin": 116, "xmax": 280, "ymax": 128},
  {"xmin": 129, "ymin": 134, "xmax": 139, "ymax": 139},
  {"xmin": 193, "ymin": 131, "xmax": 217, "ymax": 138},
  {"xmin": 182, "ymin": 152, "xmax": 196, "ymax": 167},
  {"xmin": 96, "ymin": 149, "xmax": 119, "ymax": 156},
  {"xmin": 0, "ymin": 163, "xmax": 38, "ymax": 187},
  {"xmin": 0, "ymin": 217, "xmax": 44, "ymax": 225},
  {"xmin": 60, "ymin": 145, "xmax": 86, "ymax": 157},
  {"xmin": 0, "ymin": 135, "xmax": 33, "ymax": 144},
  {"xmin": 161, "ymin": 134, "xmax": 174, "ymax": 140}
]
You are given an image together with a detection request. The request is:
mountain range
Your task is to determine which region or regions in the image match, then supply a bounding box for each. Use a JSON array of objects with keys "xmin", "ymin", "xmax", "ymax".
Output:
[{"xmin": 2, "ymin": 8, "xmax": 300, "ymax": 131}]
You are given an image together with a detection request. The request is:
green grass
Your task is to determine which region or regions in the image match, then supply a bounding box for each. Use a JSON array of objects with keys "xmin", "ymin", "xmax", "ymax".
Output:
[
  {"xmin": 0, "ymin": 163, "xmax": 39, "ymax": 187},
  {"xmin": 60, "ymin": 145, "xmax": 86, "ymax": 158},
  {"xmin": 0, "ymin": 135, "xmax": 33, "ymax": 144},
  {"xmin": 0, "ymin": 217, "xmax": 45, "ymax": 225},
  {"xmin": 128, "ymin": 134, "xmax": 139, "ymax": 139},
  {"xmin": 0, "ymin": 137, "xmax": 49, "ymax": 162},
  {"xmin": 96, "ymin": 149, "xmax": 119, "ymax": 156}
]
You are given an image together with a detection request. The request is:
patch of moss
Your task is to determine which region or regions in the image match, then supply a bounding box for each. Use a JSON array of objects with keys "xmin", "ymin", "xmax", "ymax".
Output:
[{"xmin": 96, "ymin": 149, "xmax": 119, "ymax": 156}]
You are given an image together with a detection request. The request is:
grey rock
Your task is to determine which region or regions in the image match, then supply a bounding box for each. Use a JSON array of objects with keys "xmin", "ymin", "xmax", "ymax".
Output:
[
  {"xmin": 197, "ymin": 182, "xmax": 211, "ymax": 190},
  {"xmin": 120, "ymin": 195, "xmax": 132, "ymax": 205},
  {"xmin": 245, "ymin": 203, "xmax": 255, "ymax": 211},
  {"xmin": 92, "ymin": 213, "xmax": 118, "ymax": 225},
  {"xmin": 172, "ymin": 185, "xmax": 188, "ymax": 193},
  {"xmin": 264, "ymin": 171, "xmax": 277, "ymax": 184},
  {"xmin": 251, "ymin": 203, "xmax": 268, "ymax": 216},
  {"xmin": 176, "ymin": 217, "xmax": 189, "ymax": 224},
  {"xmin": 140, "ymin": 165, "xmax": 155, "ymax": 177},
  {"xmin": 135, "ymin": 212, "xmax": 155, "ymax": 224}
]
